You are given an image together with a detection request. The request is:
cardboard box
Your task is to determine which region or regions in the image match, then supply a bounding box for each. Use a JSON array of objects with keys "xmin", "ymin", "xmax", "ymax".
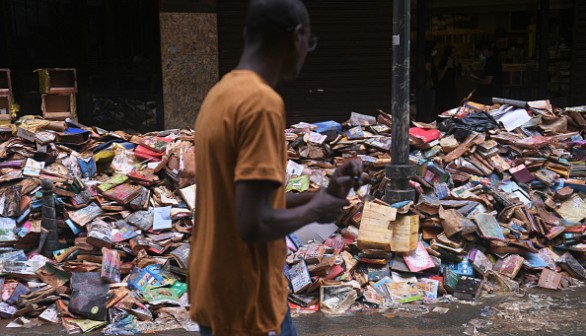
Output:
[
  {"xmin": 36, "ymin": 68, "xmax": 77, "ymax": 94},
  {"xmin": 0, "ymin": 69, "xmax": 11, "ymax": 95},
  {"xmin": 42, "ymin": 93, "xmax": 76, "ymax": 121},
  {"xmin": 0, "ymin": 96, "xmax": 11, "ymax": 123}
]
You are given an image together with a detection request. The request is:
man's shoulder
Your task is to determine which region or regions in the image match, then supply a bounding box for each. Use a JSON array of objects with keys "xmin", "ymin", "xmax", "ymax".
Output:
[{"xmin": 217, "ymin": 72, "xmax": 283, "ymax": 106}]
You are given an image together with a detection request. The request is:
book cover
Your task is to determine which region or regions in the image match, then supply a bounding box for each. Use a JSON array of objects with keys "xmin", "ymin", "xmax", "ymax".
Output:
[
  {"xmin": 56, "ymin": 127, "xmax": 91, "ymax": 145},
  {"xmin": 178, "ymin": 184, "xmax": 196, "ymax": 210},
  {"xmin": 416, "ymin": 278, "xmax": 440, "ymax": 301},
  {"xmin": 129, "ymin": 187, "xmax": 151, "ymax": 211},
  {"xmin": 101, "ymin": 247, "xmax": 121, "ymax": 283},
  {"xmin": 170, "ymin": 243, "xmax": 190, "ymax": 269},
  {"xmin": 70, "ymin": 189, "xmax": 97, "ymax": 208},
  {"xmin": 134, "ymin": 145, "xmax": 165, "ymax": 161},
  {"xmin": 386, "ymin": 281, "xmax": 423, "ymax": 304},
  {"xmin": 473, "ymin": 213, "xmax": 505, "ymax": 240},
  {"xmin": 86, "ymin": 220, "xmax": 113, "ymax": 249},
  {"xmin": 289, "ymin": 261, "xmax": 312, "ymax": 293},
  {"xmin": 0, "ymin": 218, "xmax": 17, "ymax": 243},
  {"xmin": 301, "ymin": 243, "xmax": 325, "ymax": 265},
  {"xmin": 68, "ymin": 203, "xmax": 103, "ymax": 227},
  {"xmin": 453, "ymin": 277, "xmax": 483, "ymax": 301},
  {"xmin": 153, "ymin": 207, "xmax": 172, "ymax": 231},
  {"xmin": 139, "ymin": 137, "xmax": 170, "ymax": 153},
  {"xmin": 102, "ymin": 183, "xmax": 142, "ymax": 204},
  {"xmin": 96, "ymin": 174, "xmax": 128, "ymax": 193},
  {"xmin": 493, "ymin": 254, "xmax": 524, "ymax": 278},
  {"xmin": 403, "ymin": 241, "xmax": 435, "ymax": 273},
  {"xmin": 22, "ymin": 158, "xmax": 45, "ymax": 178},
  {"xmin": 538, "ymin": 268, "xmax": 562, "ymax": 290}
]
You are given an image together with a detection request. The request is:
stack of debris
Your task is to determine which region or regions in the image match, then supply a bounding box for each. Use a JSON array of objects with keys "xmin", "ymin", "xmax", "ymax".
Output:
[
  {"xmin": 283, "ymin": 101, "xmax": 586, "ymax": 314},
  {"xmin": 0, "ymin": 116, "xmax": 197, "ymax": 332},
  {"xmin": 0, "ymin": 97, "xmax": 584, "ymax": 331}
]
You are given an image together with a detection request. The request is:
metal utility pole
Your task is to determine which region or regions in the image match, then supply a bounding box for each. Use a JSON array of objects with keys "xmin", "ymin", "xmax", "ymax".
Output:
[{"xmin": 385, "ymin": 0, "xmax": 416, "ymax": 204}]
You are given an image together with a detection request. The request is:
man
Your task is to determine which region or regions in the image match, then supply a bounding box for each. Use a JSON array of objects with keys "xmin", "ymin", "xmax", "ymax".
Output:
[
  {"xmin": 189, "ymin": 1, "xmax": 362, "ymax": 335},
  {"xmin": 471, "ymin": 41, "xmax": 503, "ymax": 105}
]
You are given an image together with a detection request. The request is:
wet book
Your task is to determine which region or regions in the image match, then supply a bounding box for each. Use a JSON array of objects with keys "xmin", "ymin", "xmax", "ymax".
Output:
[
  {"xmin": 126, "ymin": 208, "xmax": 154, "ymax": 231},
  {"xmin": 70, "ymin": 189, "xmax": 97, "ymax": 209},
  {"xmin": 101, "ymin": 247, "xmax": 121, "ymax": 283},
  {"xmin": 493, "ymin": 254, "xmax": 524, "ymax": 278},
  {"xmin": 170, "ymin": 243, "xmax": 190, "ymax": 269},
  {"xmin": 403, "ymin": 241, "xmax": 435, "ymax": 273},
  {"xmin": 357, "ymin": 201, "xmax": 397, "ymax": 252},
  {"xmin": 56, "ymin": 127, "xmax": 91, "ymax": 145},
  {"xmin": 86, "ymin": 220, "xmax": 113, "ymax": 249},
  {"xmin": 96, "ymin": 174, "xmax": 128, "ymax": 193},
  {"xmin": 538, "ymin": 268, "xmax": 562, "ymax": 290},
  {"xmin": 453, "ymin": 276, "xmax": 483, "ymax": 301},
  {"xmin": 68, "ymin": 202, "xmax": 103, "ymax": 227},
  {"xmin": 139, "ymin": 137, "xmax": 169, "ymax": 153},
  {"xmin": 558, "ymin": 252, "xmax": 586, "ymax": 280},
  {"xmin": 129, "ymin": 186, "xmax": 151, "ymax": 210},
  {"xmin": 69, "ymin": 272, "xmax": 110, "ymax": 321},
  {"xmin": 297, "ymin": 243, "xmax": 325, "ymax": 265},
  {"xmin": 102, "ymin": 183, "xmax": 142, "ymax": 204},
  {"xmin": 289, "ymin": 261, "xmax": 312, "ymax": 293},
  {"xmin": 178, "ymin": 184, "xmax": 196, "ymax": 210}
]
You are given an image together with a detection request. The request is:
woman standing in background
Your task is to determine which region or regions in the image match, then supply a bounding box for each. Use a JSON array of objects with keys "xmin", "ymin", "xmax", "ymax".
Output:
[{"xmin": 436, "ymin": 45, "xmax": 458, "ymax": 113}]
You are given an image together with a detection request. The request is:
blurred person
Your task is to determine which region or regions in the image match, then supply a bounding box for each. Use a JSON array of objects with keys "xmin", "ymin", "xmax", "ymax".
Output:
[
  {"xmin": 419, "ymin": 40, "xmax": 438, "ymax": 122},
  {"xmin": 436, "ymin": 45, "xmax": 458, "ymax": 113},
  {"xmin": 189, "ymin": 1, "xmax": 363, "ymax": 335},
  {"xmin": 470, "ymin": 40, "xmax": 503, "ymax": 105}
]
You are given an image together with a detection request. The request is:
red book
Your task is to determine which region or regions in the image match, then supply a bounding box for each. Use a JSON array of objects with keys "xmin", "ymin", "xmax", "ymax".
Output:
[
  {"xmin": 409, "ymin": 127, "xmax": 441, "ymax": 144},
  {"xmin": 323, "ymin": 265, "xmax": 345, "ymax": 281},
  {"xmin": 134, "ymin": 145, "xmax": 164, "ymax": 162},
  {"xmin": 139, "ymin": 137, "xmax": 171, "ymax": 153},
  {"xmin": 102, "ymin": 183, "xmax": 142, "ymax": 204}
]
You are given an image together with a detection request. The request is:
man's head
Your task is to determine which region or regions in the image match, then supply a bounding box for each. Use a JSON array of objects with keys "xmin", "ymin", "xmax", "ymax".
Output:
[
  {"xmin": 475, "ymin": 41, "xmax": 493, "ymax": 60},
  {"xmin": 244, "ymin": 0, "xmax": 314, "ymax": 80}
]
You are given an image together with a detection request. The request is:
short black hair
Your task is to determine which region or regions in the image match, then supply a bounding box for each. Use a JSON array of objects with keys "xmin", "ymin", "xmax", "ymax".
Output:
[
  {"xmin": 245, "ymin": 0, "xmax": 310, "ymax": 44},
  {"xmin": 476, "ymin": 40, "xmax": 493, "ymax": 52}
]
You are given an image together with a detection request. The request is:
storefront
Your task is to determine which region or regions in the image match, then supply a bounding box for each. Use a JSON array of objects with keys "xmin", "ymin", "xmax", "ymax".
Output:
[
  {"xmin": 0, "ymin": 0, "xmax": 164, "ymax": 132},
  {"xmin": 0, "ymin": 1, "xmax": 584, "ymax": 130},
  {"xmin": 420, "ymin": 0, "xmax": 581, "ymax": 110}
]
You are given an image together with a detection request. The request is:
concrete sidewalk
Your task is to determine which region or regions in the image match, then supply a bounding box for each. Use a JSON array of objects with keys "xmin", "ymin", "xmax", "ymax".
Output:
[{"xmin": 2, "ymin": 287, "xmax": 585, "ymax": 336}]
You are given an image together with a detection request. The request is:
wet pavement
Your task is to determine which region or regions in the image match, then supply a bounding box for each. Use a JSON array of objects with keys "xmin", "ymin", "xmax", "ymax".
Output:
[{"xmin": 2, "ymin": 287, "xmax": 586, "ymax": 336}]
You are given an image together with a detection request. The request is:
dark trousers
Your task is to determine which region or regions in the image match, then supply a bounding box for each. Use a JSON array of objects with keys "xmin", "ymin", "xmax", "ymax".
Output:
[{"xmin": 199, "ymin": 306, "xmax": 297, "ymax": 336}]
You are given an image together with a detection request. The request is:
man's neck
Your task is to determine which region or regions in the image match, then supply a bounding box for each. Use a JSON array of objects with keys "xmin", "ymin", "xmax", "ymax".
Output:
[{"xmin": 235, "ymin": 45, "xmax": 283, "ymax": 88}]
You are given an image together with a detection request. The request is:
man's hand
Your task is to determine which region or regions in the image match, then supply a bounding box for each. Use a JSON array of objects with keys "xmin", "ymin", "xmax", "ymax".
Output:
[
  {"xmin": 327, "ymin": 159, "xmax": 365, "ymax": 198},
  {"xmin": 308, "ymin": 188, "xmax": 350, "ymax": 223}
]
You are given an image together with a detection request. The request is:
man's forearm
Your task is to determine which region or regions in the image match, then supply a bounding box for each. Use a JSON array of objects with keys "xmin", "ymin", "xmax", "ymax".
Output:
[
  {"xmin": 253, "ymin": 203, "xmax": 319, "ymax": 242},
  {"xmin": 286, "ymin": 192, "xmax": 315, "ymax": 208}
]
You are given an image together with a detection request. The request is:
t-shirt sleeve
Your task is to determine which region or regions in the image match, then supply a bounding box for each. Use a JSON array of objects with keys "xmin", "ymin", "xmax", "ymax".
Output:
[
  {"xmin": 483, "ymin": 58, "xmax": 500, "ymax": 77},
  {"xmin": 234, "ymin": 106, "xmax": 285, "ymax": 185}
]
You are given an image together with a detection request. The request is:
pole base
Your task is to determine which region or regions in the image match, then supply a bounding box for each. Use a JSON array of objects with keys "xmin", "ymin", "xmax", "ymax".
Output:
[{"xmin": 383, "ymin": 187, "xmax": 416, "ymax": 205}]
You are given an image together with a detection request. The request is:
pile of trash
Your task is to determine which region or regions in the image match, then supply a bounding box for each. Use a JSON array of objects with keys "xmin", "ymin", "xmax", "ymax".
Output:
[
  {"xmin": 0, "ymin": 97, "xmax": 584, "ymax": 332},
  {"xmin": 0, "ymin": 116, "xmax": 197, "ymax": 332},
  {"xmin": 282, "ymin": 100, "xmax": 586, "ymax": 314}
]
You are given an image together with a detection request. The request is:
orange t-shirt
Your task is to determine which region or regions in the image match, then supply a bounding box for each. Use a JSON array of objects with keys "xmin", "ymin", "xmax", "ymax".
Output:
[{"xmin": 189, "ymin": 70, "xmax": 288, "ymax": 335}]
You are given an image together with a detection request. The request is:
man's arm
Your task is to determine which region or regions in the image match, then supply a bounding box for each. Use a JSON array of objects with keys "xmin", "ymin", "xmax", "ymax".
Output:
[
  {"xmin": 476, "ymin": 75, "xmax": 494, "ymax": 85},
  {"xmin": 236, "ymin": 181, "xmax": 348, "ymax": 244},
  {"xmin": 286, "ymin": 192, "xmax": 314, "ymax": 208}
]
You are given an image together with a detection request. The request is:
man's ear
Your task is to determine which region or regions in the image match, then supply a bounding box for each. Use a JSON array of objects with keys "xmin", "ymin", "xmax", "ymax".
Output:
[{"xmin": 292, "ymin": 24, "xmax": 304, "ymax": 47}]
